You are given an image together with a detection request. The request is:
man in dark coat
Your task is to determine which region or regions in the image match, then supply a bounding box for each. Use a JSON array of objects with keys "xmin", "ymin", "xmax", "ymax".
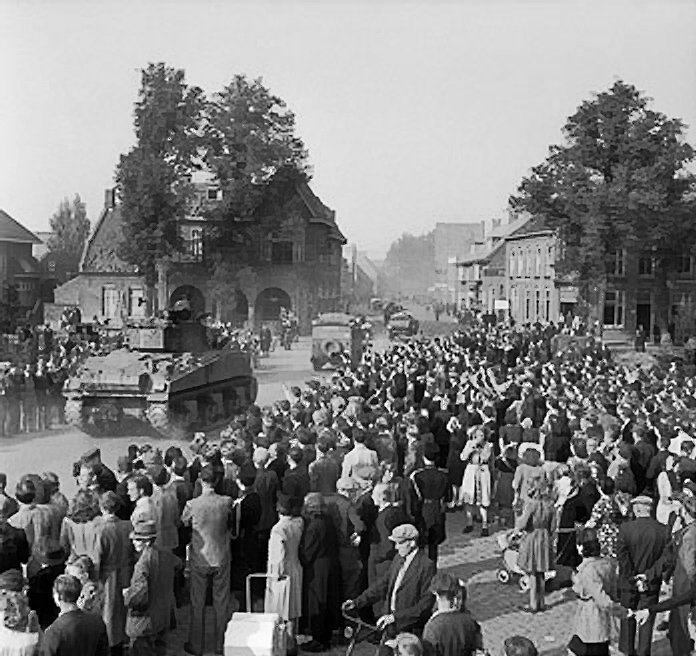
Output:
[
  {"xmin": 282, "ymin": 446, "xmax": 310, "ymax": 499},
  {"xmin": 0, "ymin": 496, "xmax": 29, "ymax": 574},
  {"xmin": 344, "ymin": 524, "xmax": 436, "ymax": 656},
  {"xmin": 252, "ymin": 447, "xmax": 279, "ymax": 574},
  {"xmin": 410, "ymin": 442, "xmax": 451, "ymax": 559},
  {"xmin": 616, "ymin": 495, "xmax": 669, "ymax": 656},
  {"xmin": 43, "ymin": 574, "xmax": 109, "ymax": 656}
]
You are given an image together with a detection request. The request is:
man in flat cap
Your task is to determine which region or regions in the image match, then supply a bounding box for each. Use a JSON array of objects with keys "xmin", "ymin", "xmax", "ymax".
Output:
[
  {"xmin": 616, "ymin": 495, "xmax": 669, "ymax": 656},
  {"xmin": 343, "ymin": 524, "xmax": 435, "ymax": 655}
]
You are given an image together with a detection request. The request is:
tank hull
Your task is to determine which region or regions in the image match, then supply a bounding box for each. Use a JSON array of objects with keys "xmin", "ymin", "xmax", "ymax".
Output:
[{"xmin": 63, "ymin": 347, "xmax": 257, "ymax": 438}]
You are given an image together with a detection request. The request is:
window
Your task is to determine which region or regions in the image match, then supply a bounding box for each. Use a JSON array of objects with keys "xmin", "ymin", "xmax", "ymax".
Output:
[
  {"xmin": 546, "ymin": 246, "xmax": 554, "ymax": 276},
  {"xmin": 517, "ymin": 251, "xmax": 524, "ymax": 278},
  {"xmin": 48, "ymin": 260, "xmax": 56, "ymax": 273},
  {"xmin": 129, "ymin": 287, "xmax": 147, "ymax": 318},
  {"xmin": 677, "ymin": 254, "xmax": 693, "ymax": 275},
  {"xmin": 638, "ymin": 253, "xmax": 654, "ymax": 277},
  {"xmin": 545, "ymin": 289, "xmax": 551, "ymax": 320},
  {"xmin": 535, "ymin": 290, "xmax": 541, "ymax": 318},
  {"xmin": 608, "ymin": 250, "xmax": 625, "ymax": 276},
  {"xmin": 509, "ymin": 250, "xmax": 515, "ymax": 277},
  {"xmin": 271, "ymin": 241, "xmax": 293, "ymax": 265},
  {"xmin": 190, "ymin": 228, "xmax": 203, "ymax": 261},
  {"xmin": 207, "ymin": 188, "xmax": 220, "ymax": 201},
  {"xmin": 102, "ymin": 286, "xmax": 120, "ymax": 319},
  {"xmin": 535, "ymin": 248, "xmax": 542, "ymax": 276},
  {"xmin": 525, "ymin": 291, "xmax": 531, "ymax": 321},
  {"xmin": 603, "ymin": 290, "xmax": 625, "ymax": 327}
]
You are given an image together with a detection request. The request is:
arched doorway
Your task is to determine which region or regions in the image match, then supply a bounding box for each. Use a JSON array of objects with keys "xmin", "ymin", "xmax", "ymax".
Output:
[
  {"xmin": 169, "ymin": 285, "xmax": 205, "ymax": 318},
  {"xmin": 218, "ymin": 290, "xmax": 249, "ymax": 326},
  {"xmin": 255, "ymin": 287, "xmax": 292, "ymax": 322}
]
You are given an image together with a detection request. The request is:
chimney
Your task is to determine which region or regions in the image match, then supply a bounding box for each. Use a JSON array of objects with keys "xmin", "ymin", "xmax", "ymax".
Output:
[{"xmin": 104, "ymin": 188, "xmax": 116, "ymax": 210}]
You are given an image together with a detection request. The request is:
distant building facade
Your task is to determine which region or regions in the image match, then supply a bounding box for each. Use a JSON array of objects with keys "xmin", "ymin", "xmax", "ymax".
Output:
[
  {"xmin": 433, "ymin": 222, "xmax": 484, "ymax": 304},
  {"xmin": 52, "ymin": 177, "xmax": 345, "ymax": 333},
  {"xmin": 341, "ymin": 244, "xmax": 378, "ymax": 310}
]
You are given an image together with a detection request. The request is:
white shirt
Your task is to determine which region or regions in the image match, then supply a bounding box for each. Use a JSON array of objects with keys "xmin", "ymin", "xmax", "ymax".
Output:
[{"xmin": 390, "ymin": 548, "xmax": 418, "ymax": 612}]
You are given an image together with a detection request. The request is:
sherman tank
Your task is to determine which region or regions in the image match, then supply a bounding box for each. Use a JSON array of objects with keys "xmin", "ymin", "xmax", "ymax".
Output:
[{"xmin": 63, "ymin": 320, "xmax": 257, "ymax": 438}]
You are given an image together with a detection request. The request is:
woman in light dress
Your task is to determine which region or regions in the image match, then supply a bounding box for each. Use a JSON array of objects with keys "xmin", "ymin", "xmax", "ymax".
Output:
[
  {"xmin": 265, "ymin": 493, "xmax": 304, "ymax": 656},
  {"xmin": 460, "ymin": 426, "xmax": 493, "ymax": 536}
]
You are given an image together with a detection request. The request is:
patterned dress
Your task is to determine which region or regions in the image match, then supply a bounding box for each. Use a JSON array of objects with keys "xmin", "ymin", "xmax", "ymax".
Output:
[{"xmin": 586, "ymin": 495, "xmax": 622, "ymax": 560}]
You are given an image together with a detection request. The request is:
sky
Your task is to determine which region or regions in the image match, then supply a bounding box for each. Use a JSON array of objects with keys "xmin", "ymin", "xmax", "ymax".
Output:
[{"xmin": 1, "ymin": 0, "xmax": 695, "ymax": 260}]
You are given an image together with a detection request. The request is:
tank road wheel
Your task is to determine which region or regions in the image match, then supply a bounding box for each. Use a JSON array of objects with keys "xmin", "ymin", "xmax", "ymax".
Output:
[
  {"xmin": 64, "ymin": 397, "xmax": 85, "ymax": 430},
  {"xmin": 146, "ymin": 402, "xmax": 188, "ymax": 440}
]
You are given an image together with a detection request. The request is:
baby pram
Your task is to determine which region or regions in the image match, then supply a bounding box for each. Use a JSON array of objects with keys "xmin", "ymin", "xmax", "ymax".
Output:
[{"xmin": 495, "ymin": 530, "xmax": 557, "ymax": 592}]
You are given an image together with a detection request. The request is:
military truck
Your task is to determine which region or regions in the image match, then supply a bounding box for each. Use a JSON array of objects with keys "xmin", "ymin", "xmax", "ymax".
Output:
[{"xmin": 63, "ymin": 320, "xmax": 257, "ymax": 438}]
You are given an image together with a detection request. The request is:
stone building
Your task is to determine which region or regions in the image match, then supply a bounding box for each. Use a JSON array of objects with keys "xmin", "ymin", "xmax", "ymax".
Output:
[
  {"xmin": 0, "ymin": 209, "xmax": 42, "ymax": 327},
  {"xmin": 51, "ymin": 176, "xmax": 345, "ymax": 333}
]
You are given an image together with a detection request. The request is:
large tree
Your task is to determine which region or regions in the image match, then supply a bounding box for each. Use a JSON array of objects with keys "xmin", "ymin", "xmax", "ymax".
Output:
[
  {"xmin": 47, "ymin": 194, "xmax": 90, "ymax": 268},
  {"xmin": 115, "ymin": 65, "xmax": 310, "ymax": 300},
  {"xmin": 510, "ymin": 81, "xmax": 696, "ymax": 294},
  {"xmin": 115, "ymin": 63, "xmax": 205, "ymax": 283}
]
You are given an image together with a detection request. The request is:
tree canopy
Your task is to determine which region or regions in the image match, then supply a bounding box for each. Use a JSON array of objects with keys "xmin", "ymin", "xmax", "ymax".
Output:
[
  {"xmin": 47, "ymin": 194, "xmax": 91, "ymax": 268},
  {"xmin": 115, "ymin": 63, "xmax": 309, "ymax": 284},
  {"xmin": 510, "ymin": 80, "xmax": 696, "ymax": 288}
]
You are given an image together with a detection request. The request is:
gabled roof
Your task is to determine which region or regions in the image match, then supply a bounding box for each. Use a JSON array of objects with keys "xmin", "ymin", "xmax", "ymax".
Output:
[
  {"xmin": 504, "ymin": 215, "xmax": 553, "ymax": 239},
  {"xmin": 0, "ymin": 210, "xmax": 42, "ymax": 244},
  {"xmin": 458, "ymin": 214, "xmax": 533, "ymax": 265}
]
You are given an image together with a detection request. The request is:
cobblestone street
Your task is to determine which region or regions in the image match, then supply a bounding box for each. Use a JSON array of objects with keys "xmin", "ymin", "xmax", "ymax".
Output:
[{"xmin": 161, "ymin": 507, "xmax": 672, "ymax": 656}]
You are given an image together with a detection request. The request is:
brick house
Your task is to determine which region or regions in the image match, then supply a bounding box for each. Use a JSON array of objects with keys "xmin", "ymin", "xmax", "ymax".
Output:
[
  {"xmin": 457, "ymin": 215, "xmax": 531, "ymax": 313},
  {"xmin": 0, "ymin": 209, "xmax": 43, "ymax": 327},
  {"xmin": 504, "ymin": 216, "xmax": 696, "ymax": 342},
  {"xmin": 51, "ymin": 176, "xmax": 345, "ymax": 333}
]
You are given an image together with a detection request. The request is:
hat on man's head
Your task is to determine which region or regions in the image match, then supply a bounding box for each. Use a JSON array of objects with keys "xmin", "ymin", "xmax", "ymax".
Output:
[
  {"xmin": 81, "ymin": 447, "xmax": 100, "ymax": 462},
  {"xmin": 130, "ymin": 520, "xmax": 157, "ymax": 541},
  {"xmin": 630, "ymin": 495, "xmax": 653, "ymax": 508},
  {"xmin": 389, "ymin": 524, "xmax": 419, "ymax": 543}
]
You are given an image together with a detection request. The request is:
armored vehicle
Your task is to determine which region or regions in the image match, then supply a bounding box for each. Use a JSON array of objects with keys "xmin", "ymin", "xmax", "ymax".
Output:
[
  {"xmin": 63, "ymin": 320, "xmax": 257, "ymax": 438},
  {"xmin": 310, "ymin": 313, "xmax": 367, "ymax": 371}
]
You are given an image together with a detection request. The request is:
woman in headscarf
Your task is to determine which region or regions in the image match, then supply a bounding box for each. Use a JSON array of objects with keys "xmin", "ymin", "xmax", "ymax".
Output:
[
  {"xmin": 299, "ymin": 492, "xmax": 339, "ymax": 652},
  {"xmin": 514, "ymin": 474, "xmax": 555, "ymax": 613}
]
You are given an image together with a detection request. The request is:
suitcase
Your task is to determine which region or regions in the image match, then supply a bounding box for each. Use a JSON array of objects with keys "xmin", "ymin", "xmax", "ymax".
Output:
[{"xmin": 224, "ymin": 574, "xmax": 287, "ymax": 656}]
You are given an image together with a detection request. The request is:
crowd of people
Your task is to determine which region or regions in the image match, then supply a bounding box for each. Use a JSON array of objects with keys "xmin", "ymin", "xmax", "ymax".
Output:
[{"xmin": 3, "ymin": 317, "xmax": 696, "ymax": 655}]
